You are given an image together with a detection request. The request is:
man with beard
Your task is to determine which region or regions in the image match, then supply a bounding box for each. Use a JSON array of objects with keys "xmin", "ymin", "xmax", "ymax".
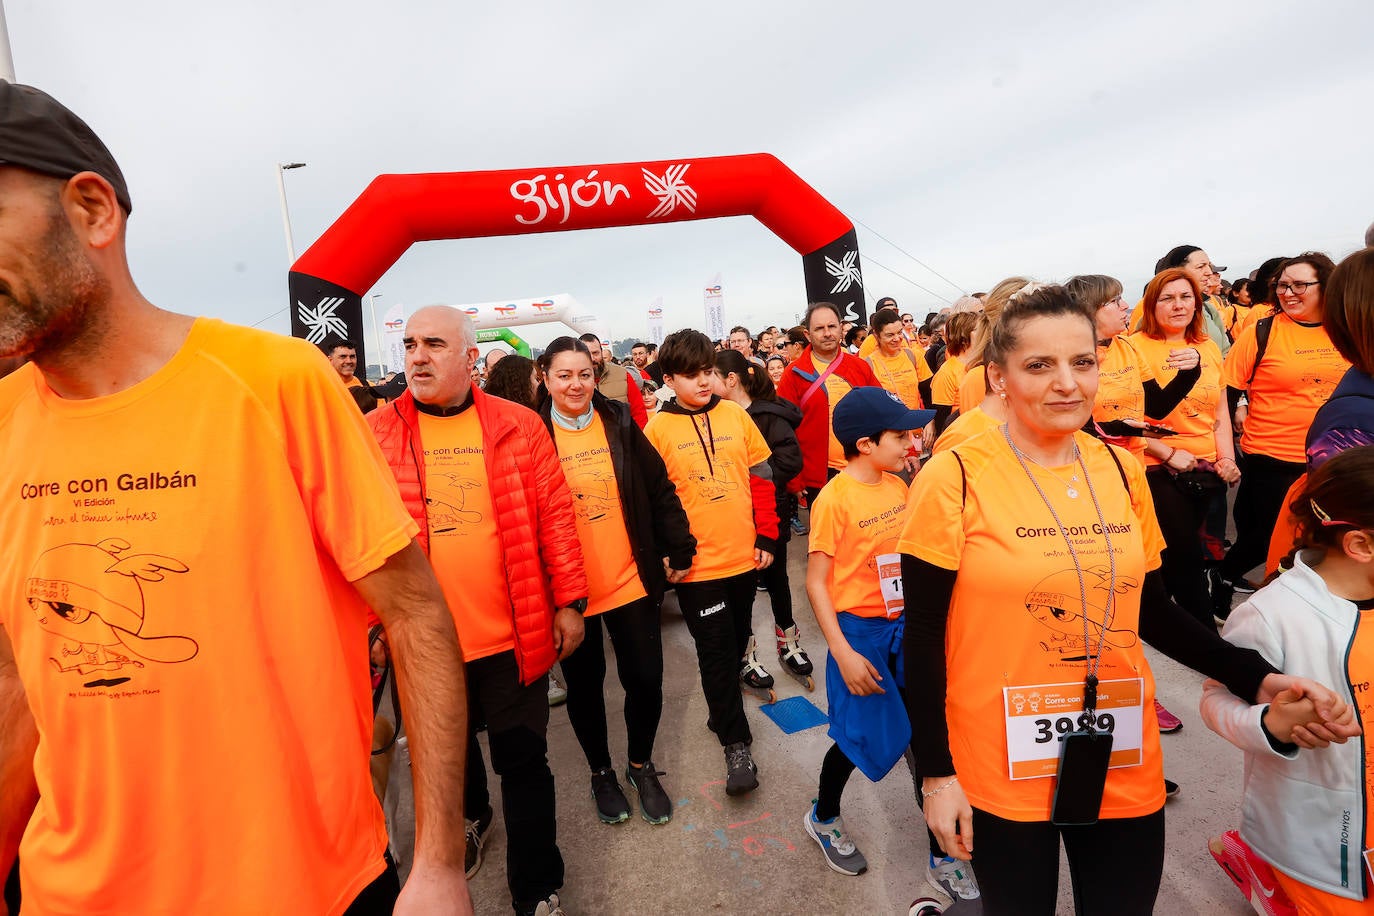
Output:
[
  {"xmin": 577, "ymin": 332, "xmax": 647, "ymax": 427},
  {"xmin": 0, "ymin": 82, "xmax": 472, "ymax": 915}
]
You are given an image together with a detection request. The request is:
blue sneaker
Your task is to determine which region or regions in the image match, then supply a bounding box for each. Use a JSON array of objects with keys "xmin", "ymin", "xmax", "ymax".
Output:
[
  {"xmin": 790, "ymin": 515, "xmax": 809, "ymax": 537},
  {"xmin": 804, "ymin": 801, "xmax": 867, "ymax": 876}
]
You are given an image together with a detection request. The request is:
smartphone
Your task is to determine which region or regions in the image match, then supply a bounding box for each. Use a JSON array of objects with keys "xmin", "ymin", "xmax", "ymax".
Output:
[
  {"xmin": 1050, "ymin": 729, "xmax": 1114, "ymax": 826},
  {"xmin": 1140, "ymin": 423, "xmax": 1177, "ymax": 439}
]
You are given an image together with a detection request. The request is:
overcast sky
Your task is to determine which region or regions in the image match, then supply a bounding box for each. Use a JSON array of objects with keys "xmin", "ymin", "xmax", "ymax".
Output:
[{"xmin": 9, "ymin": 0, "xmax": 1373, "ymax": 359}]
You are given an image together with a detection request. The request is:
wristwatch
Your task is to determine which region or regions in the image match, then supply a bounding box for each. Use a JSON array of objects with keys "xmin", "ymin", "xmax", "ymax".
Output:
[{"xmin": 567, "ymin": 597, "xmax": 588, "ymax": 615}]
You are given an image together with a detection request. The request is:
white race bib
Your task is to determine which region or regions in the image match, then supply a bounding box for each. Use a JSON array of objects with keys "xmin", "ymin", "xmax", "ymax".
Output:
[
  {"xmin": 876, "ymin": 552, "xmax": 903, "ymax": 619},
  {"xmin": 1003, "ymin": 678, "xmax": 1144, "ymax": 780}
]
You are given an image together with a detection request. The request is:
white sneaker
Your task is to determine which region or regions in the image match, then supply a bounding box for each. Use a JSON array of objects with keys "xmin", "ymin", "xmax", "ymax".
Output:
[
  {"xmin": 532, "ymin": 893, "xmax": 567, "ymax": 916},
  {"xmin": 929, "ymin": 856, "xmax": 980, "ymax": 901},
  {"xmin": 547, "ymin": 669, "xmax": 567, "ymax": 707}
]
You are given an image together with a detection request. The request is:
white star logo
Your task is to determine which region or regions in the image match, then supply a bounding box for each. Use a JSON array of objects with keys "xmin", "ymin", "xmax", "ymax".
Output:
[
  {"xmin": 642, "ymin": 164, "xmax": 697, "ymax": 219},
  {"xmin": 297, "ymin": 297, "xmax": 350, "ymax": 344},
  {"xmin": 825, "ymin": 250, "xmax": 863, "ymax": 295}
]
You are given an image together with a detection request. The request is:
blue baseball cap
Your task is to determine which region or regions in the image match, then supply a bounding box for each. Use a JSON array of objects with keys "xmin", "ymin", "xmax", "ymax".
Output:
[{"xmin": 832, "ymin": 387, "xmax": 936, "ymax": 448}]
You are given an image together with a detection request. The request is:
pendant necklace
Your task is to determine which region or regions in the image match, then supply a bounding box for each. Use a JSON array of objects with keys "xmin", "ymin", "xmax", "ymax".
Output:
[{"xmin": 1007, "ymin": 437, "xmax": 1081, "ymax": 498}]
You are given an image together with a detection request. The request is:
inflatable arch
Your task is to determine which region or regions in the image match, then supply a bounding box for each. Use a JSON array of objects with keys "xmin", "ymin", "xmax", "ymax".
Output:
[
  {"xmin": 288, "ymin": 153, "xmax": 866, "ymax": 367},
  {"xmin": 455, "ymin": 293, "xmax": 602, "ymax": 340},
  {"xmin": 475, "ymin": 327, "xmax": 532, "ymax": 358}
]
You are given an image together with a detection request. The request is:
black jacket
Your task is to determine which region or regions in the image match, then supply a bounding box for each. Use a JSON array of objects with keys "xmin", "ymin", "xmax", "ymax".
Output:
[
  {"xmin": 539, "ymin": 392, "xmax": 696, "ymax": 608},
  {"xmin": 747, "ymin": 397, "xmax": 803, "ymax": 544}
]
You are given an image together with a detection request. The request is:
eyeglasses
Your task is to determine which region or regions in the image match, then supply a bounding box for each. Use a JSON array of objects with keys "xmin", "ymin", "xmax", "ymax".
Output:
[
  {"xmin": 902, "ymin": 318, "xmax": 915, "ymax": 324},
  {"xmin": 1276, "ymin": 281, "xmax": 1320, "ymax": 295},
  {"xmin": 1311, "ymin": 498, "xmax": 1363, "ymax": 529}
]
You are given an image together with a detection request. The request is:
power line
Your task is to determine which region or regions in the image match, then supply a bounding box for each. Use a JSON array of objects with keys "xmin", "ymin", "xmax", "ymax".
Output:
[
  {"xmin": 862, "ymin": 254, "xmax": 957, "ymax": 304},
  {"xmin": 250, "ymin": 306, "xmax": 289, "ymax": 328},
  {"xmin": 854, "ymin": 218, "xmax": 967, "ymax": 296}
]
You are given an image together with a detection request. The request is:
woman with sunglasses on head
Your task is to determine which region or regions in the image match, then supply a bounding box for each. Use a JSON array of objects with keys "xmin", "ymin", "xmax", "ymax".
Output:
[
  {"xmin": 900, "ymin": 284, "xmax": 1354, "ymax": 916},
  {"xmin": 1214, "ymin": 253, "xmax": 1351, "ymax": 615},
  {"xmin": 1128, "ymin": 269, "xmax": 1240, "ymax": 628}
]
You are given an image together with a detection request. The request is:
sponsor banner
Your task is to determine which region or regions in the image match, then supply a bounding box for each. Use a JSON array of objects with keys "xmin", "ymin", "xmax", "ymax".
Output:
[
  {"xmin": 383, "ymin": 303, "xmax": 406, "ymax": 374},
  {"xmin": 704, "ymin": 274, "xmax": 725, "ymax": 341},
  {"xmin": 647, "ymin": 297, "xmax": 664, "ymax": 345}
]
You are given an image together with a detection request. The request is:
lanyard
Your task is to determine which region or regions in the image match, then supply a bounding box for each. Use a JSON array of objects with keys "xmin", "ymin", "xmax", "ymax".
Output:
[{"xmin": 1002, "ymin": 426, "xmax": 1117, "ymax": 723}]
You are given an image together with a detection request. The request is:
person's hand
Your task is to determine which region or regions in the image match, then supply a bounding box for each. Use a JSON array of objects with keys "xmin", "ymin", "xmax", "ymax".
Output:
[
  {"xmin": 1262, "ymin": 688, "xmax": 1317, "ymax": 744},
  {"xmin": 1165, "ymin": 448, "xmax": 1198, "ymax": 472},
  {"xmin": 835, "ymin": 645, "xmax": 884, "ymax": 696},
  {"xmin": 754, "ymin": 548, "xmax": 774, "ymax": 570},
  {"xmin": 1214, "ymin": 457, "xmax": 1241, "ymax": 485},
  {"xmin": 1234, "ymin": 403, "xmax": 1248, "ymax": 434},
  {"xmin": 395, "ymin": 861, "xmax": 474, "ymax": 915},
  {"xmin": 921, "ymin": 777, "xmax": 973, "ymax": 861},
  {"xmin": 1166, "ymin": 347, "xmax": 1201, "ymax": 371},
  {"xmin": 1258, "ymin": 674, "xmax": 1363, "ymax": 746},
  {"xmin": 663, "ymin": 558, "xmax": 689, "ymax": 584},
  {"xmin": 552, "ymin": 606, "xmax": 585, "ymax": 660},
  {"xmin": 903, "ymin": 453, "xmax": 922, "ymax": 474},
  {"xmin": 922, "ymin": 422, "xmax": 936, "ymax": 453}
]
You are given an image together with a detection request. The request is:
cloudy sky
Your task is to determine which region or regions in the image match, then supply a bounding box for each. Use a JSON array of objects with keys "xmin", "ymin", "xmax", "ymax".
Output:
[{"xmin": 9, "ymin": 1, "xmax": 1373, "ymax": 362}]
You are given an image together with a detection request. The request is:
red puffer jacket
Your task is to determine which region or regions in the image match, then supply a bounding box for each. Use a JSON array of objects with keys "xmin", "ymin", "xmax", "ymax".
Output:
[{"xmin": 369, "ymin": 387, "xmax": 588, "ymax": 685}]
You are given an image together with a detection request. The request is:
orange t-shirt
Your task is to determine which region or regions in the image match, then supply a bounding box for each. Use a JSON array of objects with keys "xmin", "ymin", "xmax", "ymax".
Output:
[
  {"xmin": 957, "ymin": 364, "xmax": 987, "ymax": 414},
  {"xmin": 644, "ymin": 398, "xmax": 770, "ymax": 583},
  {"xmin": 1095, "ymin": 335, "xmax": 1155, "ymax": 464},
  {"xmin": 1234, "ymin": 304, "xmax": 1272, "ymax": 337},
  {"xmin": 808, "ymin": 472, "xmax": 912, "ymax": 618},
  {"xmin": 899, "ymin": 430, "xmax": 1167, "ymax": 822},
  {"xmin": 1128, "ymin": 334, "xmax": 1225, "ymax": 464},
  {"xmin": 932, "ymin": 407, "xmax": 1000, "ymax": 456},
  {"xmin": 552, "ymin": 415, "xmax": 647, "ymax": 615},
  {"xmin": 930, "ymin": 354, "xmax": 967, "ymax": 408},
  {"xmin": 419, "ymin": 410, "xmax": 514, "ymax": 661},
  {"xmin": 867, "ymin": 348, "xmax": 931, "ymax": 411},
  {"xmin": 0, "ymin": 319, "xmax": 416, "ymax": 914},
  {"xmin": 812, "ymin": 354, "xmax": 853, "ymax": 471},
  {"xmin": 1223, "ymin": 314, "xmax": 1350, "ymax": 463}
]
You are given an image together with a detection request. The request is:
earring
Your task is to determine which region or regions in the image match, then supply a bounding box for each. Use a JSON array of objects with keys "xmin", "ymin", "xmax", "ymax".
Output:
[{"xmin": 998, "ymin": 390, "xmax": 1007, "ymax": 400}]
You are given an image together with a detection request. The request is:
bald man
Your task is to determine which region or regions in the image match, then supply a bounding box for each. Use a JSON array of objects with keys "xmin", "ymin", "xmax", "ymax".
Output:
[{"xmin": 369, "ymin": 306, "xmax": 588, "ymax": 916}]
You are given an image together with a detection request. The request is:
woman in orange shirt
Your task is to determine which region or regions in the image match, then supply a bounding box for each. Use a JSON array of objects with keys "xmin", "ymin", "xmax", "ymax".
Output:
[
  {"xmin": 537, "ymin": 337, "xmax": 698, "ymax": 827},
  {"xmin": 899, "ymin": 284, "xmax": 1326, "ymax": 916},
  {"xmin": 1129, "ymin": 269, "xmax": 1241, "ymax": 628}
]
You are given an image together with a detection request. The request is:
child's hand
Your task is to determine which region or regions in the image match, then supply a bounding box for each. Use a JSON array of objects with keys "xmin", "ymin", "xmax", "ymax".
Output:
[
  {"xmin": 835, "ymin": 646, "xmax": 885, "ymax": 696},
  {"xmin": 754, "ymin": 548, "xmax": 774, "ymax": 570},
  {"xmin": 1262, "ymin": 688, "xmax": 1317, "ymax": 744}
]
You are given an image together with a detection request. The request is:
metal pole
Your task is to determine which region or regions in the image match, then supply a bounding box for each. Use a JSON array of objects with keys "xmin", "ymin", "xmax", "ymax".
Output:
[
  {"xmin": 0, "ymin": 0, "xmax": 17, "ymax": 83},
  {"xmin": 368, "ymin": 293, "xmax": 385, "ymax": 374},
  {"xmin": 275, "ymin": 162, "xmax": 306, "ymax": 266}
]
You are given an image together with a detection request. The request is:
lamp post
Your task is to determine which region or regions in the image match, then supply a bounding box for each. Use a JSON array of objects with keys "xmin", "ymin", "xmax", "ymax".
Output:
[
  {"xmin": 275, "ymin": 162, "xmax": 306, "ymax": 265},
  {"xmin": 367, "ymin": 293, "xmax": 386, "ymax": 375}
]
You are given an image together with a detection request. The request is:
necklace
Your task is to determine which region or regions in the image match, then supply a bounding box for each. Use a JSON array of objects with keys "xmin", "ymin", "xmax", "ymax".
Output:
[{"xmin": 1007, "ymin": 438, "xmax": 1082, "ymax": 498}]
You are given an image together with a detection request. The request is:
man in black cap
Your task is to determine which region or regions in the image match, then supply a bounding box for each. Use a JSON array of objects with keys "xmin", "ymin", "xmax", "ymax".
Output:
[{"xmin": 0, "ymin": 82, "xmax": 473, "ymax": 915}]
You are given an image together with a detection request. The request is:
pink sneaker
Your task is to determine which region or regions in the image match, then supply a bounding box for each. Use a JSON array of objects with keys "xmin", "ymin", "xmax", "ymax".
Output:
[
  {"xmin": 1208, "ymin": 830, "xmax": 1297, "ymax": 916},
  {"xmin": 1154, "ymin": 699, "xmax": 1183, "ymax": 734}
]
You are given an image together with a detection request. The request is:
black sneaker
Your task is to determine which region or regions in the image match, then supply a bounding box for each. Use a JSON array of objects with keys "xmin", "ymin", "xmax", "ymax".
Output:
[
  {"xmin": 724, "ymin": 742, "xmax": 759, "ymax": 796},
  {"xmin": 1208, "ymin": 567, "xmax": 1235, "ymax": 622},
  {"xmin": 626, "ymin": 761, "xmax": 673, "ymax": 825},
  {"xmin": 1165, "ymin": 778, "xmax": 1180, "ymax": 799},
  {"xmin": 591, "ymin": 767, "xmax": 631, "ymax": 824},
  {"xmin": 464, "ymin": 803, "xmax": 495, "ymax": 878}
]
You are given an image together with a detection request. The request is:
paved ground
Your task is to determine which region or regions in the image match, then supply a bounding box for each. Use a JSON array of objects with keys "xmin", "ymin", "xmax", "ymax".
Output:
[{"xmin": 382, "ymin": 541, "xmax": 1259, "ymax": 915}]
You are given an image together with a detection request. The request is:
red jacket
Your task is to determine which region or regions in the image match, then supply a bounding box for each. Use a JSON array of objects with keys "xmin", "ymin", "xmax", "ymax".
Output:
[
  {"xmin": 368, "ymin": 387, "xmax": 588, "ymax": 685},
  {"xmin": 775, "ymin": 347, "xmax": 881, "ymax": 489}
]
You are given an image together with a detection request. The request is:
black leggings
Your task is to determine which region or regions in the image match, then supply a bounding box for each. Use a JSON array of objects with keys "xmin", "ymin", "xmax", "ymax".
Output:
[
  {"xmin": 757, "ymin": 535, "xmax": 795, "ymax": 631},
  {"xmin": 970, "ymin": 806, "xmax": 1165, "ymax": 916},
  {"xmin": 559, "ymin": 596, "xmax": 664, "ymax": 770},
  {"xmin": 1220, "ymin": 451, "xmax": 1304, "ymax": 583},
  {"xmin": 1145, "ymin": 469, "xmax": 1214, "ymax": 627}
]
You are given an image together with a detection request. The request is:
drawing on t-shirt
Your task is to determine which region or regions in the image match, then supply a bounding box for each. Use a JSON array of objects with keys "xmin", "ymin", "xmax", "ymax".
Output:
[
  {"xmin": 686, "ymin": 460, "xmax": 738, "ymax": 502},
  {"xmin": 1299, "ymin": 374, "xmax": 1339, "ymax": 401},
  {"xmin": 1024, "ymin": 566, "xmax": 1140, "ymax": 657},
  {"xmin": 426, "ymin": 474, "xmax": 484, "ymax": 531},
  {"xmin": 24, "ymin": 538, "xmax": 198, "ymax": 685},
  {"xmin": 568, "ymin": 471, "xmax": 619, "ymax": 523},
  {"xmin": 1179, "ymin": 382, "xmax": 1218, "ymax": 420}
]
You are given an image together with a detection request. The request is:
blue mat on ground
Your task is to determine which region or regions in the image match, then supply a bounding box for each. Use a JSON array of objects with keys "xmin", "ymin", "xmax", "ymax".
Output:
[{"xmin": 759, "ymin": 696, "xmax": 828, "ymax": 734}]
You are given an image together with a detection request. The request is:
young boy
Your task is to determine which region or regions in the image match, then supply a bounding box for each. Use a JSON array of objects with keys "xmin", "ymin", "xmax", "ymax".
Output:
[
  {"xmin": 805, "ymin": 388, "xmax": 977, "ymax": 899},
  {"xmin": 644, "ymin": 329, "xmax": 779, "ymax": 795}
]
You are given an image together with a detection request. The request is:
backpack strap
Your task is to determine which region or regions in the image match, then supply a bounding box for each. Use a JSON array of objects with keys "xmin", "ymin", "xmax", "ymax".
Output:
[
  {"xmin": 1101, "ymin": 440, "xmax": 1130, "ymax": 496},
  {"xmin": 1245, "ymin": 315, "xmax": 1275, "ymax": 389},
  {"xmin": 953, "ymin": 451, "xmax": 967, "ymax": 508}
]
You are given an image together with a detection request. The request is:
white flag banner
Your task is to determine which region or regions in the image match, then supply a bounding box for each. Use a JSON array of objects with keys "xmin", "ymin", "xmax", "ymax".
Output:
[
  {"xmin": 383, "ymin": 303, "xmax": 406, "ymax": 373},
  {"xmin": 647, "ymin": 297, "xmax": 665, "ymax": 345},
  {"xmin": 703, "ymin": 273, "xmax": 725, "ymax": 341}
]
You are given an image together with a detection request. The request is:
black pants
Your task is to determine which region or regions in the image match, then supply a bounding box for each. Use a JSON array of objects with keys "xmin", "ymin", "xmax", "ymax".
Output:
[
  {"xmin": 560, "ymin": 596, "xmax": 664, "ymax": 770},
  {"xmin": 757, "ymin": 535, "xmax": 795, "ymax": 631},
  {"xmin": 1145, "ymin": 469, "xmax": 1214, "ymax": 627},
  {"xmin": 675, "ymin": 572, "xmax": 757, "ymax": 747},
  {"xmin": 343, "ymin": 851, "xmax": 401, "ymax": 915},
  {"xmin": 1220, "ymin": 451, "xmax": 1304, "ymax": 583},
  {"xmin": 970, "ymin": 807, "xmax": 1165, "ymax": 916},
  {"xmin": 461, "ymin": 651, "xmax": 563, "ymax": 907}
]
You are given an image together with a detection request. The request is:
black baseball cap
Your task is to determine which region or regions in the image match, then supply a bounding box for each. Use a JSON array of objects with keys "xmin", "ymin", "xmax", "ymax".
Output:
[{"xmin": 0, "ymin": 81, "xmax": 132, "ymax": 213}]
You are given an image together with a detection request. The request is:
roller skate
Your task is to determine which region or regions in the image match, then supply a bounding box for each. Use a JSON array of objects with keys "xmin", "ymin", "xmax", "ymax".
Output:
[
  {"xmin": 740, "ymin": 635, "xmax": 776, "ymax": 703},
  {"xmin": 776, "ymin": 624, "xmax": 815, "ymax": 691}
]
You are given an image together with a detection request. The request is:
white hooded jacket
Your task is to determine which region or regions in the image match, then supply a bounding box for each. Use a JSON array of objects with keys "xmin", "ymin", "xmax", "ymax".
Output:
[{"xmin": 1200, "ymin": 549, "xmax": 1369, "ymax": 901}]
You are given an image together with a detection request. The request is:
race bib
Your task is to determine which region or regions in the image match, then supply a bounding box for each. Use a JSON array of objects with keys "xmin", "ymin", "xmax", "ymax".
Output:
[
  {"xmin": 1003, "ymin": 678, "xmax": 1144, "ymax": 780},
  {"xmin": 876, "ymin": 553, "xmax": 903, "ymax": 619}
]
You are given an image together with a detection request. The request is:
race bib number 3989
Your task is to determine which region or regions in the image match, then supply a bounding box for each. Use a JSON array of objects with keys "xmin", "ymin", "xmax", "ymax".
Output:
[{"xmin": 1003, "ymin": 678, "xmax": 1144, "ymax": 780}]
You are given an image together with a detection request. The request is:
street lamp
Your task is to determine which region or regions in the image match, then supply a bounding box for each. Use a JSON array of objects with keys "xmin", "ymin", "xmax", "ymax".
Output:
[
  {"xmin": 275, "ymin": 162, "xmax": 307, "ymax": 265},
  {"xmin": 367, "ymin": 293, "xmax": 386, "ymax": 375}
]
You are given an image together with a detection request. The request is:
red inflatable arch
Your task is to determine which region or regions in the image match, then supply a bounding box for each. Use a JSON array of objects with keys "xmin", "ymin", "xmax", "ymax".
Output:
[{"xmin": 288, "ymin": 153, "xmax": 866, "ymax": 365}]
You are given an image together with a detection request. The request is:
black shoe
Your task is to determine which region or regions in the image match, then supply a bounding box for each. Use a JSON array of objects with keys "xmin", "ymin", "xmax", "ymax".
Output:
[
  {"xmin": 1165, "ymin": 778, "xmax": 1180, "ymax": 799},
  {"xmin": 626, "ymin": 761, "xmax": 673, "ymax": 825},
  {"xmin": 1208, "ymin": 568, "xmax": 1235, "ymax": 622},
  {"xmin": 724, "ymin": 742, "xmax": 759, "ymax": 796},
  {"xmin": 463, "ymin": 803, "xmax": 495, "ymax": 878},
  {"xmin": 591, "ymin": 767, "xmax": 631, "ymax": 824}
]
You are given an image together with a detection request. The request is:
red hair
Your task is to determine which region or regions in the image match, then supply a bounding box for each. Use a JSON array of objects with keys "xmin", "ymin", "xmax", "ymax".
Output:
[{"xmin": 1140, "ymin": 269, "xmax": 1207, "ymax": 343}]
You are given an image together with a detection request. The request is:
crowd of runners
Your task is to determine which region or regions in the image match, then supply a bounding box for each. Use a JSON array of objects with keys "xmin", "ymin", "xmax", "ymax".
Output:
[{"xmin": 4, "ymin": 81, "xmax": 1374, "ymax": 916}]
